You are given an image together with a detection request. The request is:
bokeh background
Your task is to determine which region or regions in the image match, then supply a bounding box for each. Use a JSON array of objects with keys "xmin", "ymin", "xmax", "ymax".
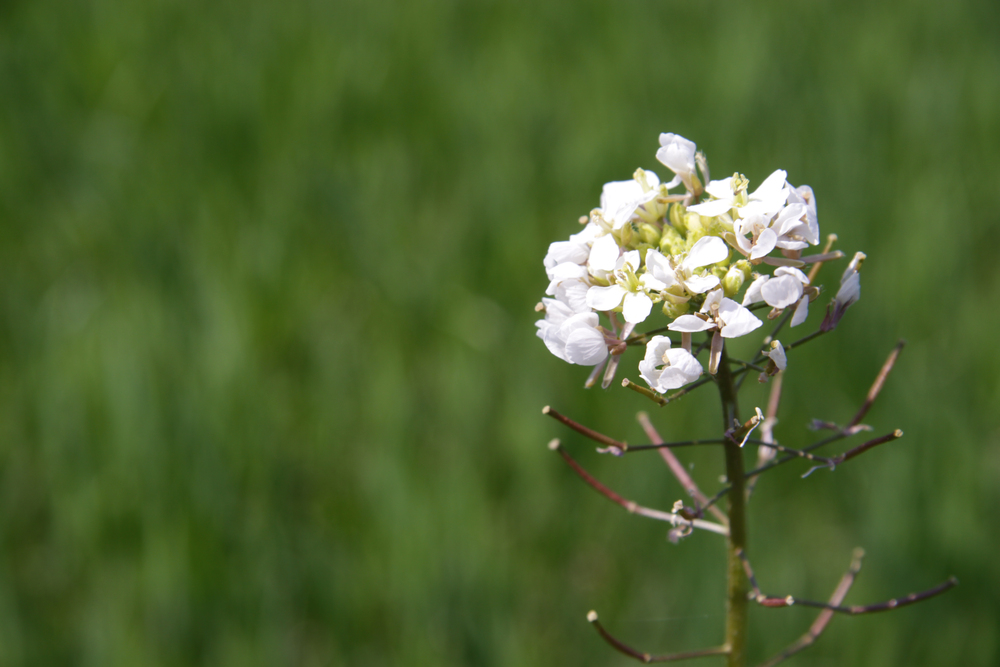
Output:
[{"xmin": 1, "ymin": 1, "xmax": 998, "ymax": 665}]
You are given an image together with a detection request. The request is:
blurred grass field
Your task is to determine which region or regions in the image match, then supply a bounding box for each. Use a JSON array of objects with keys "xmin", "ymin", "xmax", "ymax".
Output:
[{"xmin": 0, "ymin": 0, "xmax": 998, "ymax": 665}]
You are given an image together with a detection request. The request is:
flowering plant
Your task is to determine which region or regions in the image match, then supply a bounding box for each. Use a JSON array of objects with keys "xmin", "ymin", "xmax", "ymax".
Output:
[{"xmin": 537, "ymin": 134, "xmax": 955, "ymax": 666}]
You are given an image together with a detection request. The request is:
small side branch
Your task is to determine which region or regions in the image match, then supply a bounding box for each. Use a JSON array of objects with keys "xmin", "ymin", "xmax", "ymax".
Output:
[
  {"xmin": 849, "ymin": 339, "xmax": 905, "ymax": 428},
  {"xmin": 801, "ymin": 430, "xmax": 904, "ymax": 477},
  {"xmin": 587, "ymin": 611, "xmax": 730, "ymax": 663},
  {"xmin": 757, "ymin": 548, "xmax": 865, "ymax": 667},
  {"xmin": 636, "ymin": 412, "xmax": 729, "ymax": 525},
  {"xmin": 543, "ymin": 405, "xmax": 627, "ymax": 453},
  {"xmin": 737, "ymin": 549, "xmax": 957, "ymax": 616},
  {"xmin": 548, "ymin": 440, "xmax": 728, "ymax": 536}
]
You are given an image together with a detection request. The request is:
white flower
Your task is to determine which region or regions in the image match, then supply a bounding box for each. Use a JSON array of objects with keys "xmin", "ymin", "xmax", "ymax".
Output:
[
  {"xmin": 766, "ymin": 340, "xmax": 787, "ymax": 371},
  {"xmin": 668, "ymin": 288, "xmax": 763, "ymax": 339},
  {"xmin": 780, "ymin": 185, "xmax": 820, "ymax": 248},
  {"xmin": 646, "ymin": 236, "xmax": 728, "ymax": 296},
  {"xmin": 535, "ymin": 302, "xmax": 609, "ymax": 366},
  {"xmin": 744, "ymin": 267, "xmax": 812, "ymax": 327},
  {"xmin": 597, "ymin": 170, "xmax": 661, "ymax": 230},
  {"xmin": 585, "ymin": 251, "xmax": 654, "ymax": 324},
  {"xmin": 655, "ymin": 133, "xmax": 697, "ymax": 190},
  {"xmin": 689, "ymin": 169, "xmax": 788, "ymax": 219},
  {"xmin": 821, "ymin": 251, "xmax": 864, "ymax": 332},
  {"xmin": 638, "ymin": 335, "xmax": 703, "ymax": 392}
]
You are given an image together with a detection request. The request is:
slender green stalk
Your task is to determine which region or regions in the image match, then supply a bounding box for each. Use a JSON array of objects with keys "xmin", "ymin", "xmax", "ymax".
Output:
[{"xmin": 716, "ymin": 343, "xmax": 748, "ymax": 667}]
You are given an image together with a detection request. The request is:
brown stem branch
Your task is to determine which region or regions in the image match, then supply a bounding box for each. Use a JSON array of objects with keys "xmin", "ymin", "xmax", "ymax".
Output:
[
  {"xmin": 849, "ymin": 340, "xmax": 905, "ymax": 428},
  {"xmin": 636, "ymin": 412, "xmax": 729, "ymax": 525},
  {"xmin": 587, "ymin": 611, "xmax": 730, "ymax": 663},
  {"xmin": 737, "ymin": 548, "xmax": 957, "ymax": 616},
  {"xmin": 756, "ymin": 548, "xmax": 864, "ymax": 667},
  {"xmin": 543, "ymin": 405, "xmax": 627, "ymax": 453},
  {"xmin": 548, "ymin": 440, "xmax": 728, "ymax": 536}
]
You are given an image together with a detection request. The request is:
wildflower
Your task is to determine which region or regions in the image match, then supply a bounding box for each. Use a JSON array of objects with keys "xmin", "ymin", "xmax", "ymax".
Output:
[
  {"xmin": 585, "ymin": 250, "xmax": 654, "ymax": 324},
  {"xmin": 645, "ymin": 236, "xmax": 729, "ymax": 296},
  {"xmin": 638, "ymin": 335, "xmax": 703, "ymax": 392},
  {"xmin": 535, "ymin": 300, "xmax": 609, "ymax": 366},
  {"xmin": 821, "ymin": 251, "xmax": 864, "ymax": 332},
  {"xmin": 655, "ymin": 133, "xmax": 698, "ymax": 191}
]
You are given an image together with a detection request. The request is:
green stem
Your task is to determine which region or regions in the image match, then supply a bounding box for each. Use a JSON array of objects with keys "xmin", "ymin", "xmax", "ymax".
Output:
[{"xmin": 716, "ymin": 343, "xmax": 748, "ymax": 667}]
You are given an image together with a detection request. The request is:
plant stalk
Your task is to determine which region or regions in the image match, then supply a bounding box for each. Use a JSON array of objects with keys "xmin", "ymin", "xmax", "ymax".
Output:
[{"xmin": 717, "ymin": 343, "xmax": 748, "ymax": 667}]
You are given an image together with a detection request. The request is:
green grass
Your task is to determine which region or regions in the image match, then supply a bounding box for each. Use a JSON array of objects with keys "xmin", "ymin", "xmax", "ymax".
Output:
[{"xmin": 0, "ymin": 0, "xmax": 997, "ymax": 664}]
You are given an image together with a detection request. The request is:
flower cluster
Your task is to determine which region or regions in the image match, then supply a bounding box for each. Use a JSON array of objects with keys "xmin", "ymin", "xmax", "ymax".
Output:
[{"xmin": 536, "ymin": 133, "xmax": 859, "ymax": 390}]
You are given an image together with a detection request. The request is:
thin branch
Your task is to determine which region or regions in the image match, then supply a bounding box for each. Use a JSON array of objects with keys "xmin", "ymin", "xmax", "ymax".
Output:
[
  {"xmin": 728, "ymin": 359, "xmax": 767, "ymax": 373},
  {"xmin": 624, "ymin": 439, "xmax": 730, "ymax": 452},
  {"xmin": 543, "ymin": 405, "xmax": 627, "ymax": 453},
  {"xmin": 849, "ymin": 340, "xmax": 905, "ymax": 427},
  {"xmin": 587, "ymin": 611, "xmax": 730, "ymax": 664},
  {"xmin": 622, "ymin": 378, "xmax": 668, "ymax": 406},
  {"xmin": 626, "ymin": 327, "xmax": 678, "ymax": 346},
  {"xmin": 737, "ymin": 548, "xmax": 957, "ymax": 616},
  {"xmin": 748, "ymin": 370, "xmax": 783, "ymax": 499},
  {"xmin": 806, "ymin": 234, "xmax": 839, "ymax": 285},
  {"xmin": 548, "ymin": 440, "xmax": 728, "ymax": 536},
  {"xmin": 800, "ymin": 430, "xmax": 904, "ymax": 477},
  {"xmin": 636, "ymin": 412, "xmax": 728, "ymax": 525},
  {"xmin": 757, "ymin": 548, "xmax": 865, "ymax": 667}
]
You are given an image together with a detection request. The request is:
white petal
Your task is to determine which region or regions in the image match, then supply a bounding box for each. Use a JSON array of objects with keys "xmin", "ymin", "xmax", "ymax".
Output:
[
  {"xmin": 687, "ymin": 199, "xmax": 734, "ymax": 217},
  {"xmin": 638, "ymin": 336, "xmax": 672, "ymax": 387},
  {"xmin": 588, "ymin": 234, "xmax": 621, "ymax": 272},
  {"xmin": 701, "ymin": 288, "xmax": 724, "ymax": 313},
  {"xmin": 617, "ymin": 250, "xmax": 641, "ymax": 272},
  {"xmin": 640, "ymin": 273, "xmax": 667, "ymax": 291},
  {"xmin": 668, "ymin": 314, "xmax": 716, "ymax": 333},
  {"xmin": 749, "ymin": 227, "xmax": 778, "ymax": 260},
  {"xmin": 760, "ymin": 274, "xmax": 803, "ymax": 309},
  {"xmin": 553, "ymin": 280, "xmax": 591, "ymax": 314},
  {"xmin": 586, "ymin": 284, "xmax": 626, "ymax": 311},
  {"xmin": 565, "ymin": 327, "xmax": 608, "ymax": 366},
  {"xmin": 718, "ymin": 299, "xmax": 763, "ymax": 338},
  {"xmin": 704, "ymin": 177, "xmax": 734, "ymax": 200},
  {"xmin": 684, "ymin": 235, "xmax": 729, "ymax": 270},
  {"xmin": 656, "ymin": 133, "xmax": 697, "ymax": 175},
  {"xmin": 539, "ymin": 297, "xmax": 574, "ymax": 327},
  {"xmin": 544, "ymin": 240, "xmax": 589, "ymax": 270},
  {"xmin": 683, "ymin": 273, "xmax": 721, "ymax": 294},
  {"xmin": 790, "ymin": 295, "xmax": 809, "ymax": 327},
  {"xmin": 545, "ymin": 262, "xmax": 589, "ymax": 293},
  {"xmin": 622, "ymin": 291, "xmax": 653, "ymax": 324},
  {"xmin": 767, "ymin": 342, "xmax": 788, "ymax": 371},
  {"xmin": 742, "ymin": 275, "xmax": 769, "ymax": 305},
  {"xmin": 774, "ymin": 266, "xmax": 810, "ymax": 284},
  {"xmin": 645, "ymin": 249, "xmax": 678, "ymax": 287}
]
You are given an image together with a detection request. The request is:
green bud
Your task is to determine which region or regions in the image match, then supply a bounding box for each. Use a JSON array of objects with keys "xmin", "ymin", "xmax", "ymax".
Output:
[
  {"xmin": 685, "ymin": 213, "xmax": 705, "ymax": 239},
  {"xmin": 638, "ymin": 222, "xmax": 661, "ymax": 246},
  {"xmin": 662, "ymin": 301, "xmax": 690, "ymax": 319},
  {"xmin": 734, "ymin": 259, "xmax": 752, "ymax": 281},
  {"xmin": 659, "ymin": 225, "xmax": 685, "ymax": 256},
  {"xmin": 669, "ymin": 203, "xmax": 687, "ymax": 232},
  {"xmin": 615, "ymin": 223, "xmax": 635, "ymax": 248},
  {"xmin": 722, "ymin": 264, "xmax": 746, "ymax": 297}
]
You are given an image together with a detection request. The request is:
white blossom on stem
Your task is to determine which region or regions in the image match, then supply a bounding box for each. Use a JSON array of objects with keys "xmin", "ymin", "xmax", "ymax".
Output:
[
  {"xmin": 821, "ymin": 251, "xmax": 864, "ymax": 332},
  {"xmin": 535, "ymin": 300, "xmax": 609, "ymax": 366},
  {"xmin": 655, "ymin": 133, "xmax": 698, "ymax": 191},
  {"xmin": 638, "ymin": 335, "xmax": 703, "ymax": 392},
  {"xmin": 585, "ymin": 251, "xmax": 654, "ymax": 324}
]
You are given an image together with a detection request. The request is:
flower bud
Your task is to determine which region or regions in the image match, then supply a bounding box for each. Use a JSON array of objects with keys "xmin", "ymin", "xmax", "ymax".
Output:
[
  {"xmin": 669, "ymin": 202, "xmax": 687, "ymax": 232},
  {"xmin": 638, "ymin": 222, "xmax": 661, "ymax": 246},
  {"xmin": 659, "ymin": 225, "xmax": 685, "ymax": 257},
  {"xmin": 662, "ymin": 301, "xmax": 690, "ymax": 319},
  {"xmin": 722, "ymin": 264, "xmax": 746, "ymax": 297}
]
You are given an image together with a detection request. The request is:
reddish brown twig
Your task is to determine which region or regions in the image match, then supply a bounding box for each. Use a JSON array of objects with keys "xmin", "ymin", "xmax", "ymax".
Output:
[
  {"xmin": 757, "ymin": 548, "xmax": 865, "ymax": 667},
  {"xmin": 543, "ymin": 405, "xmax": 627, "ymax": 453},
  {"xmin": 586, "ymin": 611, "xmax": 730, "ymax": 663},
  {"xmin": 801, "ymin": 430, "xmax": 904, "ymax": 477},
  {"xmin": 849, "ymin": 339, "xmax": 905, "ymax": 428},
  {"xmin": 737, "ymin": 548, "xmax": 957, "ymax": 616},
  {"xmin": 548, "ymin": 440, "xmax": 728, "ymax": 536},
  {"xmin": 636, "ymin": 412, "xmax": 728, "ymax": 525}
]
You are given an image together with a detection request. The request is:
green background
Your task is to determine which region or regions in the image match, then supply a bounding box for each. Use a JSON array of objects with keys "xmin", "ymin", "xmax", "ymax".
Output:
[{"xmin": 1, "ymin": 0, "xmax": 998, "ymax": 665}]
